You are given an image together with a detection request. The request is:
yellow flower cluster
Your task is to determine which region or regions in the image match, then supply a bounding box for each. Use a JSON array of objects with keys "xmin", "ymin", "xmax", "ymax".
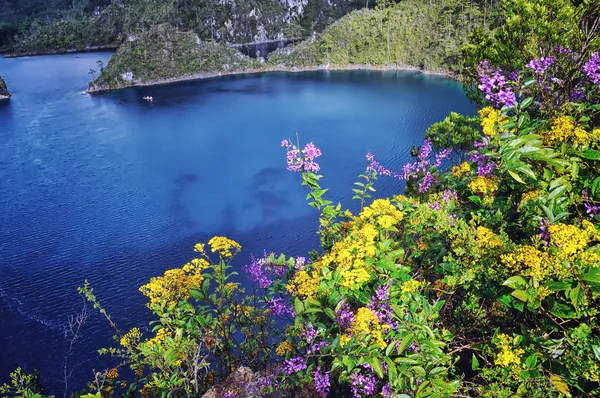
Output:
[
  {"xmin": 501, "ymin": 245, "xmax": 554, "ymax": 280},
  {"xmin": 140, "ymin": 258, "xmax": 208, "ymax": 306},
  {"xmin": 208, "ymin": 236, "xmax": 241, "ymax": 258},
  {"xmin": 495, "ymin": 333, "xmax": 524, "ymax": 369},
  {"xmin": 469, "ymin": 176, "xmax": 498, "ymax": 195},
  {"xmin": 548, "ymin": 223, "xmax": 590, "ymax": 257},
  {"xmin": 479, "ymin": 106, "xmax": 503, "ymax": 137},
  {"xmin": 544, "ymin": 115, "xmax": 589, "ymax": 145},
  {"xmin": 275, "ymin": 340, "xmax": 294, "ymax": 356},
  {"xmin": 452, "ymin": 162, "xmax": 471, "ymax": 177},
  {"xmin": 518, "ymin": 191, "xmax": 541, "ymax": 211},
  {"xmin": 320, "ymin": 199, "xmax": 404, "ymax": 289},
  {"xmin": 346, "ymin": 307, "xmax": 389, "ymax": 349},
  {"xmin": 475, "ymin": 226, "xmax": 504, "ymax": 249},
  {"xmin": 144, "ymin": 327, "xmax": 173, "ymax": 351},
  {"xmin": 120, "ymin": 327, "xmax": 142, "ymax": 348},
  {"xmin": 286, "ymin": 270, "xmax": 320, "ymax": 299},
  {"xmin": 401, "ymin": 279, "xmax": 421, "ymax": 293},
  {"xmin": 106, "ymin": 368, "xmax": 119, "ymax": 380}
]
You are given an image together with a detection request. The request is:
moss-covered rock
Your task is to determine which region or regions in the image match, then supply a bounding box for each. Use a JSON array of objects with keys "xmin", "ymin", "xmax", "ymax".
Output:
[
  {"xmin": 268, "ymin": 0, "xmax": 484, "ymax": 73},
  {"xmin": 0, "ymin": 75, "xmax": 10, "ymax": 99},
  {"xmin": 89, "ymin": 23, "xmax": 264, "ymax": 91}
]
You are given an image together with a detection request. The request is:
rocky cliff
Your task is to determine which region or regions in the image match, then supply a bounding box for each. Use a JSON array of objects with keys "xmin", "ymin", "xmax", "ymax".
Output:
[{"xmin": 0, "ymin": 75, "xmax": 10, "ymax": 99}]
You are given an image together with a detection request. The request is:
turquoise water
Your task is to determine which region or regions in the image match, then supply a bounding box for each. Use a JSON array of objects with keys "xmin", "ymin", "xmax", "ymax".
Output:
[{"xmin": 0, "ymin": 52, "xmax": 475, "ymax": 392}]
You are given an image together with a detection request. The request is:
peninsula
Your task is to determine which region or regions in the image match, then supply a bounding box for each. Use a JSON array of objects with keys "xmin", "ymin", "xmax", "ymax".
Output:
[{"xmin": 0, "ymin": 75, "xmax": 9, "ymax": 99}]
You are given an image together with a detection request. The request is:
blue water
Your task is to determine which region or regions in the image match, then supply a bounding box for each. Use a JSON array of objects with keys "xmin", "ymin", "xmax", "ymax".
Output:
[{"xmin": 0, "ymin": 52, "xmax": 475, "ymax": 393}]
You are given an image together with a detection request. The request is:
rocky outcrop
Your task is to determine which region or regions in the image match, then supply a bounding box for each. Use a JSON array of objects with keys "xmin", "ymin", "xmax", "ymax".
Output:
[
  {"xmin": 88, "ymin": 23, "xmax": 263, "ymax": 92},
  {"xmin": 0, "ymin": 75, "xmax": 10, "ymax": 99}
]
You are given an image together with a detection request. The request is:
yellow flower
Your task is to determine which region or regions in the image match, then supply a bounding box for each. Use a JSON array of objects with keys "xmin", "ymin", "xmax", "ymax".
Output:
[
  {"xmin": 120, "ymin": 327, "xmax": 142, "ymax": 348},
  {"xmin": 501, "ymin": 245, "xmax": 556, "ymax": 280},
  {"xmin": 495, "ymin": 333, "xmax": 524, "ymax": 369},
  {"xmin": 518, "ymin": 191, "xmax": 542, "ymax": 211},
  {"xmin": 548, "ymin": 223, "xmax": 589, "ymax": 257},
  {"xmin": 349, "ymin": 308, "xmax": 389, "ymax": 349},
  {"xmin": 452, "ymin": 162, "xmax": 471, "ymax": 177},
  {"xmin": 475, "ymin": 226, "xmax": 504, "ymax": 248},
  {"xmin": 401, "ymin": 279, "xmax": 421, "ymax": 293},
  {"xmin": 275, "ymin": 340, "xmax": 294, "ymax": 356},
  {"xmin": 469, "ymin": 176, "xmax": 498, "ymax": 195},
  {"xmin": 544, "ymin": 115, "xmax": 590, "ymax": 145},
  {"xmin": 208, "ymin": 236, "xmax": 241, "ymax": 258},
  {"xmin": 144, "ymin": 327, "xmax": 173, "ymax": 350},
  {"xmin": 106, "ymin": 368, "xmax": 119, "ymax": 380},
  {"xmin": 286, "ymin": 270, "xmax": 320, "ymax": 299},
  {"xmin": 479, "ymin": 106, "xmax": 503, "ymax": 137}
]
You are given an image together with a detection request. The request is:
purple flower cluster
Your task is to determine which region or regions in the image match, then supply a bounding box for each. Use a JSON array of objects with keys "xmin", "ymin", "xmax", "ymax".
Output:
[
  {"xmin": 295, "ymin": 256, "xmax": 306, "ymax": 270},
  {"xmin": 367, "ymin": 285, "xmax": 395, "ymax": 327},
  {"xmin": 314, "ymin": 366, "xmax": 330, "ymax": 397},
  {"xmin": 265, "ymin": 297, "xmax": 293, "ymax": 316},
  {"xmin": 308, "ymin": 340, "xmax": 329, "ymax": 355},
  {"xmin": 477, "ymin": 61, "xmax": 517, "ymax": 108},
  {"xmin": 430, "ymin": 189, "xmax": 458, "ymax": 210},
  {"xmin": 222, "ymin": 393, "xmax": 235, "ymax": 398},
  {"xmin": 303, "ymin": 324, "xmax": 318, "ymax": 344},
  {"xmin": 469, "ymin": 140, "xmax": 498, "ymax": 177},
  {"xmin": 407, "ymin": 140, "xmax": 452, "ymax": 193},
  {"xmin": 583, "ymin": 190, "xmax": 600, "ymax": 218},
  {"xmin": 243, "ymin": 252, "xmax": 288, "ymax": 289},
  {"xmin": 583, "ymin": 52, "xmax": 600, "ymax": 86},
  {"xmin": 555, "ymin": 45, "xmax": 573, "ymax": 54},
  {"xmin": 381, "ymin": 383, "xmax": 391, "ymax": 398},
  {"xmin": 350, "ymin": 372, "xmax": 377, "ymax": 397},
  {"xmin": 336, "ymin": 300, "xmax": 355, "ymax": 330},
  {"xmin": 282, "ymin": 140, "xmax": 322, "ymax": 173},
  {"xmin": 526, "ymin": 56, "xmax": 555, "ymax": 75},
  {"xmin": 366, "ymin": 153, "xmax": 393, "ymax": 177},
  {"xmin": 282, "ymin": 357, "xmax": 307, "ymax": 375},
  {"xmin": 539, "ymin": 219, "xmax": 552, "ymax": 246}
]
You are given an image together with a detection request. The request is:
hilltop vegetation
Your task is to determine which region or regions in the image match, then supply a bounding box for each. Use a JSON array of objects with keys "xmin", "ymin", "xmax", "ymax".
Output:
[
  {"xmin": 268, "ymin": 0, "xmax": 498, "ymax": 73},
  {"xmin": 88, "ymin": 23, "xmax": 263, "ymax": 91}
]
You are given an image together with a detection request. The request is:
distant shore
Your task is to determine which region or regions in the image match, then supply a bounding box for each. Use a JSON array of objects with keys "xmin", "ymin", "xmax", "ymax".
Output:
[
  {"xmin": 3, "ymin": 45, "xmax": 117, "ymax": 58},
  {"xmin": 87, "ymin": 63, "xmax": 459, "ymax": 93}
]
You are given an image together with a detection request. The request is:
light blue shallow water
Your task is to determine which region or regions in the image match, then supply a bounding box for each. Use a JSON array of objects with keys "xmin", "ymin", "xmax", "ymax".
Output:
[{"xmin": 0, "ymin": 52, "xmax": 475, "ymax": 393}]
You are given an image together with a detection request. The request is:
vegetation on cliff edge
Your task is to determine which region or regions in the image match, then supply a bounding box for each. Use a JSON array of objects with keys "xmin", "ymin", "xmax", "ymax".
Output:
[{"xmin": 0, "ymin": 76, "xmax": 10, "ymax": 97}]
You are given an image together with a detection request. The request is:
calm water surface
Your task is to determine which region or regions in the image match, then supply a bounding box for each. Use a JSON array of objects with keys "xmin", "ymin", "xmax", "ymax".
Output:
[{"xmin": 0, "ymin": 52, "xmax": 475, "ymax": 392}]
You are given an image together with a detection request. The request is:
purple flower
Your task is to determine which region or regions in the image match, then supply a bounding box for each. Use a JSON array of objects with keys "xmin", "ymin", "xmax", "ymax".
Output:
[
  {"xmin": 314, "ymin": 366, "xmax": 330, "ymax": 397},
  {"xmin": 583, "ymin": 190, "xmax": 600, "ymax": 218},
  {"xmin": 295, "ymin": 257, "xmax": 306, "ymax": 270},
  {"xmin": 302, "ymin": 324, "xmax": 318, "ymax": 344},
  {"xmin": 382, "ymin": 383, "xmax": 392, "ymax": 398},
  {"xmin": 469, "ymin": 140, "xmax": 498, "ymax": 177},
  {"xmin": 368, "ymin": 285, "xmax": 395, "ymax": 327},
  {"xmin": 429, "ymin": 202, "xmax": 441, "ymax": 210},
  {"xmin": 477, "ymin": 61, "xmax": 518, "ymax": 108},
  {"xmin": 308, "ymin": 340, "xmax": 329, "ymax": 355},
  {"xmin": 283, "ymin": 357, "xmax": 307, "ymax": 375},
  {"xmin": 526, "ymin": 56, "xmax": 555, "ymax": 75},
  {"xmin": 418, "ymin": 172, "xmax": 436, "ymax": 193},
  {"xmin": 366, "ymin": 153, "xmax": 393, "ymax": 176},
  {"xmin": 283, "ymin": 141, "xmax": 322, "ymax": 173},
  {"xmin": 434, "ymin": 148, "xmax": 452, "ymax": 168},
  {"xmin": 265, "ymin": 297, "xmax": 293, "ymax": 316},
  {"xmin": 350, "ymin": 373, "xmax": 377, "ymax": 397},
  {"xmin": 555, "ymin": 45, "xmax": 573, "ymax": 54},
  {"xmin": 337, "ymin": 300, "xmax": 355, "ymax": 329},
  {"xmin": 223, "ymin": 393, "xmax": 235, "ymax": 398},
  {"xmin": 441, "ymin": 189, "xmax": 458, "ymax": 204},
  {"xmin": 539, "ymin": 219, "xmax": 552, "ymax": 246},
  {"xmin": 583, "ymin": 52, "xmax": 600, "ymax": 86},
  {"xmin": 243, "ymin": 255, "xmax": 272, "ymax": 289}
]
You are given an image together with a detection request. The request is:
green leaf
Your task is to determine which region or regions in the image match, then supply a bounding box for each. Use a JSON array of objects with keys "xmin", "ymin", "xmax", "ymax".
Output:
[
  {"xmin": 323, "ymin": 307, "xmax": 336, "ymax": 320},
  {"xmin": 581, "ymin": 268, "xmax": 600, "ymax": 285},
  {"xmin": 508, "ymin": 170, "xmax": 526, "ymax": 184},
  {"xmin": 294, "ymin": 297, "xmax": 304, "ymax": 314},
  {"xmin": 471, "ymin": 354, "xmax": 480, "ymax": 370},
  {"xmin": 396, "ymin": 333, "xmax": 414, "ymax": 354},
  {"xmin": 550, "ymin": 374, "xmax": 571, "ymax": 397},
  {"xmin": 368, "ymin": 357, "xmax": 384, "ymax": 378},
  {"xmin": 549, "ymin": 303, "xmax": 578, "ymax": 319},
  {"xmin": 511, "ymin": 289, "xmax": 529, "ymax": 302},
  {"xmin": 581, "ymin": 149, "xmax": 600, "ymax": 160},
  {"xmin": 592, "ymin": 345, "xmax": 600, "ymax": 361},
  {"xmin": 503, "ymin": 276, "xmax": 528, "ymax": 290},
  {"xmin": 520, "ymin": 97, "xmax": 534, "ymax": 110}
]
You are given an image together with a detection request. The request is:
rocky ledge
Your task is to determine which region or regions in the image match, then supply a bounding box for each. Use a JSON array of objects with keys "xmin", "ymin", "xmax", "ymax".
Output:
[{"xmin": 0, "ymin": 75, "xmax": 10, "ymax": 99}]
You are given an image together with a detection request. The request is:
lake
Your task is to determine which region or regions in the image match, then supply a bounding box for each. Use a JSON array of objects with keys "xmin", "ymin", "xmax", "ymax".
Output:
[{"xmin": 0, "ymin": 52, "xmax": 475, "ymax": 393}]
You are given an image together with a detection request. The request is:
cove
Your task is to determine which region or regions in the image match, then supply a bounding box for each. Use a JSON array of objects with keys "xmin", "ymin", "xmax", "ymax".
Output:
[{"xmin": 0, "ymin": 52, "xmax": 475, "ymax": 393}]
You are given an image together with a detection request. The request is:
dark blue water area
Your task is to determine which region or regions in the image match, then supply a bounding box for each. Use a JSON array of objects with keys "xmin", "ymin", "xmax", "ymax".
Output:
[{"xmin": 0, "ymin": 52, "xmax": 475, "ymax": 393}]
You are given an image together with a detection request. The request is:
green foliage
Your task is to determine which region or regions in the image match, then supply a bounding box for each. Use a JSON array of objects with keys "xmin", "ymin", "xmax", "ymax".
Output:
[
  {"xmin": 268, "ymin": 0, "xmax": 493, "ymax": 73},
  {"xmin": 426, "ymin": 112, "xmax": 481, "ymax": 150},
  {"xmin": 0, "ymin": 368, "xmax": 51, "ymax": 398},
  {"xmin": 89, "ymin": 23, "xmax": 263, "ymax": 91}
]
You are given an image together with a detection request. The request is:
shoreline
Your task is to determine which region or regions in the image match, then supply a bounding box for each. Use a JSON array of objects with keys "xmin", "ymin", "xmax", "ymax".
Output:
[
  {"xmin": 0, "ymin": 95, "xmax": 10, "ymax": 100},
  {"xmin": 4, "ymin": 45, "xmax": 117, "ymax": 58},
  {"xmin": 87, "ymin": 63, "xmax": 459, "ymax": 93}
]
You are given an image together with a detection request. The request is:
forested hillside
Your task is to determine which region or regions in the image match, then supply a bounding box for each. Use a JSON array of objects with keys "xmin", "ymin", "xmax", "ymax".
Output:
[
  {"xmin": 0, "ymin": 0, "xmax": 378, "ymax": 55},
  {"xmin": 268, "ymin": 0, "xmax": 501, "ymax": 73}
]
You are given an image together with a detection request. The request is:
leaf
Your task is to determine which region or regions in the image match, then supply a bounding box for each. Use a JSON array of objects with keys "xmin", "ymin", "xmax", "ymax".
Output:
[
  {"xmin": 592, "ymin": 345, "xmax": 600, "ymax": 361},
  {"xmin": 471, "ymin": 354, "xmax": 480, "ymax": 370},
  {"xmin": 581, "ymin": 149, "xmax": 600, "ymax": 160},
  {"xmin": 503, "ymin": 276, "xmax": 528, "ymax": 290},
  {"xmin": 581, "ymin": 268, "xmax": 600, "ymax": 285},
  {"xmin": 294, "ymin": 297, "xmax": 304, "ymax": 314},
  {"xmin": 520, "ymin": 97, "xmax": 534, "ymax": 110},
  {"xmin": 549, "ymin": 303, "xmax": 578, "ymax": 319},
  {"xmin": 323, "ymin": 308, "xmax": 336, "ymax": 320},
  {"xmin": 511, "ymin": 289, "xmax": 529, "ymax": 302},
  {"xmin": 508, "ymin": 170, "xmax": 526, "ymax": 184},
  {"xmin": 368, "ymin": 357, "xmax": 384, "ymax": 379},
  {"xmin": 550, "ymin": 374, "xmax": 571, "ymax": 397},
  {"xmin": 396, "ymin": 333, "xmax": 414, "ymax": 354}
]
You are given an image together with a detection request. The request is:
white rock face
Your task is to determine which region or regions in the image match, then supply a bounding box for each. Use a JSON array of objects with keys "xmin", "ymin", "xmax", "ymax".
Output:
[
  {"xmin": 120, "ymin": 71, "xmax": 134, "ymax": 82},
  {"xmin": 254, "ymin": 24, "xmax": 268, "ymax": 43}
]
